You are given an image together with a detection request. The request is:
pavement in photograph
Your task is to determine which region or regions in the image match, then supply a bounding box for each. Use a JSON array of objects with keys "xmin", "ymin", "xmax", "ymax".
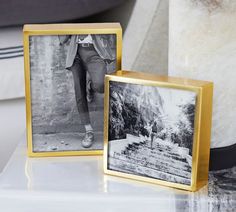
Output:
[{"xmin": 33, "ymin": 131, "xmax": 103, "ymax": 152}]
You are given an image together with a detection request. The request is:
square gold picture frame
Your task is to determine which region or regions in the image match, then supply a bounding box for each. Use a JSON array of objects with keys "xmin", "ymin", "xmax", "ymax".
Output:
[
  {"xmin": 104, "ymin": 70, "xmax": 213, "ymax": 191},
  {"xmin": 24, "ymin": 23, "xmax": 122, "ymax": 157}
]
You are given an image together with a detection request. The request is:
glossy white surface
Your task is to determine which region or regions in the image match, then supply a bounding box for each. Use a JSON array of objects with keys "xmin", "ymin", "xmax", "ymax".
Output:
[
  {"xmin": 0, "ymin": 98, "xmax": 26, "ymax": 172},
  {"xmin": 0, "ymin": 138, "xmax": 214, "ymax": 212},
  {"xmin": 2, "ymin": 137, "xmax": 236, "ymax": 211}
]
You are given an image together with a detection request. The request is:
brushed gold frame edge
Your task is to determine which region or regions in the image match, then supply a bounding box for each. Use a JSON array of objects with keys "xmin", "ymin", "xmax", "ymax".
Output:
[
  {"xmin": 103, "ymin": 74, "xmax": 206, "ymax": 192},
  {"xmin": 28, "ymin": 150, "xmax": 103, "ymax": 157},
  {"xmin": 23, "ymin": 27, "xmax": 122, "ymax": 36},
  {"xmin": 103, "ymin": 76, "xmax": 110, "ymax": 172},
  {"xmin": 24, "ymin": 32, "xmax": 33, "ymax": 155},
  {"xmin": 108, "ymin": 71, "xmax": 213, "ymax": 87},
  {"xmin": 116, "ymin": 29, "xmax": 122, "ymax": 71},
  {"xmin": 196, "ymin": 84, "xmax": 214, "ymax": 189},
  {"xmin": 104, "ymin": 74, "xmax": 204, "ymax": 92},
  {"xmin": 190, "ymin": 87, "xmax": 203, "ymax": 191},
  {"xmin": 23, "ymin": 23, "xmax": 121, "ymax": 32}
]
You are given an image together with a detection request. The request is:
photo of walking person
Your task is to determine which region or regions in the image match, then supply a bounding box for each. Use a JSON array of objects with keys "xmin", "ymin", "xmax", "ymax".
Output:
[{"xmin": 28, "ymin": 32, "xmax": 119, "ymax": 153}]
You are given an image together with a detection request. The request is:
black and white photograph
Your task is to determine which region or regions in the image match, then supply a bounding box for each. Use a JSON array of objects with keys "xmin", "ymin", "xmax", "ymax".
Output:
[
  {"xmin": 29, "ymin": 33, "xmax": 117, "ymax": 152},
  {"xmin": 108, "ymin": 81, "xmax": 197, "ymax": 185}
]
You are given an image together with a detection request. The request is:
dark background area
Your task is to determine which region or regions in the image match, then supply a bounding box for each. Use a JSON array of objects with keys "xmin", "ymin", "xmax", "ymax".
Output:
[{"xmin": 0, "ymin": 0, "xmax": 126, "ymax": 27}]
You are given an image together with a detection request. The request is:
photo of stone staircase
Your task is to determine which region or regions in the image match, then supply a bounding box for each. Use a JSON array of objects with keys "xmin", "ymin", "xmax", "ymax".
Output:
[
  {"xmin": 108, "ymin": 134, "xmax": 192, "ymax": 185},
  {"xmin": 108, "ymin": 81, "xmax": 196, "ymax": 185}
]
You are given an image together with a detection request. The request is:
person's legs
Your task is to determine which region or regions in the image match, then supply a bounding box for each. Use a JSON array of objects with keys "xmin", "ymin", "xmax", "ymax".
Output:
[
  {"xmin": 70, "ymin": 55, "xmax": 90, "ymax": 125},
  {"xmin": 151, "ymin": 133, "xmax": 154, "ymax": 149},
  {"xmin": 70, "ymin": 55, "xmax": 94, "ymax": 148},
  {"xmin": 86, "ymin": 55, "xmax": 106, "ymax": 94},
  {"xmin": 77, "ymin": 45, "xmax": 107, "ymax": 148},
  {"xmin": 78, "ymin": 46, "xmax": 107, "ymax": 94}
]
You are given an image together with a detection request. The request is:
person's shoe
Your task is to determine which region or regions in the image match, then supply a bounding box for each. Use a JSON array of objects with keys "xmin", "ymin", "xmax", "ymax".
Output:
[
  {"xmin": 86, "ymin": 79, "xmax": 94, "ymax": 103},
  {"xmin": 82, "ymin": 131, "xmax": 94, "ymax": 148}
]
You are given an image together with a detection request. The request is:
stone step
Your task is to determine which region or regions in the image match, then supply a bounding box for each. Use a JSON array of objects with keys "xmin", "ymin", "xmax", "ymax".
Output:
[
  {"xmin": 108, "ymin": 134, "xmax": 192, "ymax": 184},
  {"xmin": 109, "ymin": 157, "xmax": 191, "ymax": 185},
  {"xmin": 112, "ymin": 152, "xmax": 191, "ymax": 179},
  {"xmin": 124, "ymin": 142, "xmax": 190, "ymax": 164},
  {"xmin": 127, "ymin": 139, "xmax": 185, "ymax": 157},
  {"xmin": 129, "ymin": 151, "xmax": 190, "ymax": 172},
  {"xmin": 121, "ymin": 148, "xmax": 190, "ymax": 172},
  {"xmin": 135, "ymin": 147, "xmax": 188, "ymax": 164}
]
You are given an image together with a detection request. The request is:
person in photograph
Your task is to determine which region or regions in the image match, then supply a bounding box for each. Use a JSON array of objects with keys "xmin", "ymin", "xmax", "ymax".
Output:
[
  {"xmin": 59, "ymin": 34, "xmax": 115, "ymax": 148},
  {"xmin": 150, "ymin": 121, "xmax": 158, "ymax": 149}
]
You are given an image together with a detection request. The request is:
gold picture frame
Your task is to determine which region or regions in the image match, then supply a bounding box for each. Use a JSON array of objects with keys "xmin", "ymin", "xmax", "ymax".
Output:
[
  {"xmin": 24, "ymin": 23, "xmax": 122, "ymax": 157},
  {"xmin": 104, "ymin": 70, "xmax": 213, "ymax": 191}
]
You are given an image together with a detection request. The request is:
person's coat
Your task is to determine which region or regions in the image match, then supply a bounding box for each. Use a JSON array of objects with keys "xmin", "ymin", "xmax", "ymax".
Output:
[{"xmin": 59, "ymin": 35, "xmax": 115, "ymax": 69}]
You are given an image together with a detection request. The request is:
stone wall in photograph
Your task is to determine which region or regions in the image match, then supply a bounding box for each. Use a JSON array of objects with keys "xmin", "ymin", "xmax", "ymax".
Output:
[{"xmin": 29, "ymin": 35, "xmax": 103, "ymax": 134}]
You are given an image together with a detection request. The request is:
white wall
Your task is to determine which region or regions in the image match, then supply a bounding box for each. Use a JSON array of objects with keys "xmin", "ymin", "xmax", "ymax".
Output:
[
  {"xmin": 169, "ymin": 0, "xmax": 236, "ymax": 148},
  {"xmin": 91, "ymin": 0, "xmax": 169, "ymax": 73}
]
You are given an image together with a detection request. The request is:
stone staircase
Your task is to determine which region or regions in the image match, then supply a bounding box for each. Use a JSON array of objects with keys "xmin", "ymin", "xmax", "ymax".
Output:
[{"xmin": 108, "ymin": 135, "xmax": 192, "ymax": 185}]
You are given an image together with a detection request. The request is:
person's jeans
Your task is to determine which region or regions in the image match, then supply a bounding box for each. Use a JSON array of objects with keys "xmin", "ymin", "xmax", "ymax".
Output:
[{"xmin": 70, "ymin": 45, "xmax": 107, "ymax": 125}]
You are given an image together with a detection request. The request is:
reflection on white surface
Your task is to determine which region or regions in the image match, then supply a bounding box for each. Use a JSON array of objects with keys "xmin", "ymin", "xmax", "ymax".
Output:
[
  {"xmin": 0, "ymin": 139, "xmax": 235, "ymax": 211},
  {"xmin": 25, "ymin": 156, "xmax": 103, "ymax": 192},
  {"xmin": 0, "ymin": 98, "xmax": 26, "ymax": 172}
]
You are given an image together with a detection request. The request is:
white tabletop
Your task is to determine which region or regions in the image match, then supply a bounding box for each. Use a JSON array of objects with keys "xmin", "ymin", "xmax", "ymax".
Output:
[{"xmin": 0, "ymin": 136, "xmax": 234, "ymax": 212}]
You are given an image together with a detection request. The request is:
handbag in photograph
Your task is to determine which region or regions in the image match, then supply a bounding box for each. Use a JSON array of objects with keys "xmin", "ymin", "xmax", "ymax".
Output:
[{"xmin": 104, "ymin": 70, "xmax": 213, "ymax": 191}]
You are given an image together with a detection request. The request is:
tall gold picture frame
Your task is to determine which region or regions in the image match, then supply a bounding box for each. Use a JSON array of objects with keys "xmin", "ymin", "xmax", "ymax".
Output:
[
  {"xmin": 104, "ymin": 70, "xmax": 213, "ymax": 191},
  {"xmin": 24, "ymin": 23, "xmax": 122, "ymax": 157}
]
